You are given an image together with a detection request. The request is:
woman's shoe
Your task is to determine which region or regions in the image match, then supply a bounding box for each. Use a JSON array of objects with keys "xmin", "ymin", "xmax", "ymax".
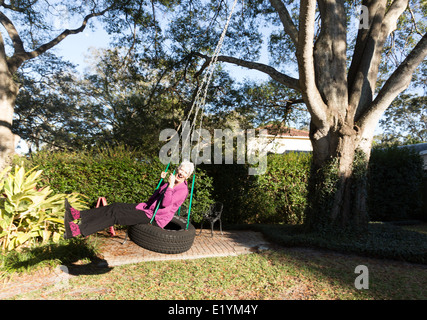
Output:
[
  {"xmin": 70, "ymin": 207, "xmax": 80, "ymax": 220},
  {"xmin": 64, "ymin": 199, "xmax": 72, "ymax": 239},
  {"xmin": 69, "ymin": 221, "xmax": 81, "ymax": 237},
  {"xmin": 64, "ymin": 199, "xmax": 79, "ymax": 239}
]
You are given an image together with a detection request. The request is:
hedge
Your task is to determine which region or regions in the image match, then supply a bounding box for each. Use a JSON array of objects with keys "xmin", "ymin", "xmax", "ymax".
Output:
[
  {"xmin": 244, "ymin": 152, "xmax": 312, "ymax": 224},
  {"xmin": 204, "ymin": 147, "xmax": 425, "ymax": 224},
  {"xmin": 18, "ymin": 144, "xmax": 425, "ymax": 226},
  {"xmin": 18, "ymin": 146, "xmax": 214, "ymax": 224},
  {"xmin": 201, "ymin": 152, "xmax": 312, "ymax": 224},
  {"xmin": 368, "ymin": 146, "xmax": 425, "ymax": 221}
]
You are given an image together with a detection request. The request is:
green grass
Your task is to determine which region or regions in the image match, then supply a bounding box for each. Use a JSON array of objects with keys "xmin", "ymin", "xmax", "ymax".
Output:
[
  {"xmin": 241, "ymin": 222, "xmax": 427, "ymax": 264},
  {"xmin": 402, "ymin": 223, "xmax": 427, "ymax": 234},
  {"xmin": 0, "ymin": 237, "xmax": 99, "ymax": 280},
  {"xmin": 1, "ymin": 223, "xmax": 427, "ymax": 300},
  {"xmin": 7, "ymin": 248, "xmax": 427, "ymax": 300}
]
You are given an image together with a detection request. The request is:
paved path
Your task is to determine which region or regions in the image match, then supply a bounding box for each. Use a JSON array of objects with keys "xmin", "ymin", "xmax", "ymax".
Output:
[{"xmin": 98, "ymin": 229, "xmax": 273, "ymax": 267}]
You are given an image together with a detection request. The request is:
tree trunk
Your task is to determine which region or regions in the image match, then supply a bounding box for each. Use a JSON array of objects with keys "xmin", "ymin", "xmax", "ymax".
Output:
[
  {"xmin": 304, "ymin": 119, "xmax": 369, "ymax": 233},
  {"xmin": 0, "ymin": 61, "xmax": 19, "ymax": 170},
  {"xmin": 197, "ymin": 0, "xmax": 426, "ymax": 233},
  {"xmin": 0, "ymin": 5, "xmax": 115, "ymax": 169}
]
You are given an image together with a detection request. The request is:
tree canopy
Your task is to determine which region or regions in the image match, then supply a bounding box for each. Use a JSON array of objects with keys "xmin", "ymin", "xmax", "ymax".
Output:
[
  {"xmin": 8, "ymin": 0, "xmax": 425, "ymax": 153},
  {"xmin": 2, "ymin": 0, "xmax": 426, "ymax": 231}
]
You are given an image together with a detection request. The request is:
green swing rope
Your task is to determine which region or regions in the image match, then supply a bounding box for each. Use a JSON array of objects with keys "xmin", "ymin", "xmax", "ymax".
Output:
[
  {"xmin": 149, "ymin": 0, "xmax": 238, "ymax": 230},
  {"xmin": 150, "ymin": 163, "xmax": 173, "ymax": 224},
  {"xmin": 149, "ymin": 164, "xmax": 196, "ymax": 230},
  {"xmin": 186, "ymin": 173, "xmax": 196, "ymax": 230},
  {"xmin": 155, "ymin": 162, "xmax": 171, "ymax": 190}
]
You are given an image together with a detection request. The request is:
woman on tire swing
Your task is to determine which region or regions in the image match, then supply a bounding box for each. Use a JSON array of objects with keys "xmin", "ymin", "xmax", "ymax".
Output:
[{"xmin": 63, "ymin": 160, "xmax": 194, "ymax": 239}]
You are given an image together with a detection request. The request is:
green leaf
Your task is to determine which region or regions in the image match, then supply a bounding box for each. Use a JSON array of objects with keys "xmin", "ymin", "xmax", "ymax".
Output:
[
  {"xmin": 46, "ymin": 218, "xmax": 64, "ymax": 224},
  {"xmin": 3, "ymin": 178, "xmax": 13, "ymax": 199},
  {"xmin": 0, "ymin": 164, "xmax": 87, "ymax": 252},
  {"xmin": 52, "ymin": 232, "xmax": 61, "ymax": 243},
  {"xmin": 13, "ymin": 166, "xmax": 25, "ymax": 194}
]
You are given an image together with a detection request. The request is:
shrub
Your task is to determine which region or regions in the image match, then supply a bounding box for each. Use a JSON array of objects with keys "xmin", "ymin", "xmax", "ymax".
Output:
[
  {"xmin": 203, "ymin": 152, "xmax": 312, "ymax": 224},
  {"xmin": 200, "ymin": 163, "xmax": 255, "ymax": 224},
  {"xmin": 368, "ymin": 146, "xmax": 424, "ymax": 221},
  {"xmin": 19, "ymin": 146, "xmax": 214, "ymax": 224},
  {"xmin": 206, "ymin": 146, "xmax": 424, "ymax": 225},
  {"xmin": 0, "ymin": 165, "xmax": 87, "ymax": 252},
  {"xmin": 245, "ymin": 152, "xmax": 312, "ymax": 224}
]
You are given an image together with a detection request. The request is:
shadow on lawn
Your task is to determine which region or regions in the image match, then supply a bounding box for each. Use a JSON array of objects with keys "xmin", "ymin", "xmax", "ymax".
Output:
[
  {"xmin": 3, "ymin": 237, "xmax": 113, "ymax": 276},
  {"xmin": 250, "ymin": 222, "xmax": 427, "ymax": 299}
]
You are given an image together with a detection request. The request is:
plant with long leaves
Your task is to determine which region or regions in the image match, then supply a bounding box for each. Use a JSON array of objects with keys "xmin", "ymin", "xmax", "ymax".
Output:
[{"xmin": 0, "ymin": 165, "xmax": 87, "ymax": 252}]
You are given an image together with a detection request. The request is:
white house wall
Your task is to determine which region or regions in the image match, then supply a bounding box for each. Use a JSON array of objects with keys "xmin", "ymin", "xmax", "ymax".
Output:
[{"xmin": 251, "ymin": 135, "xmax": 313, "ymax": 154}]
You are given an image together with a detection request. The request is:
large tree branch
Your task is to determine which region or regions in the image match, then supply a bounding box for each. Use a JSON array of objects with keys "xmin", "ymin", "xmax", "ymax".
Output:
[
  {"xmin": 358, "ymin": 32, "xmax": 427, "ymax": 145},
  {"xmin": 0, "ymin": 11, "xmax": 25, "ymax": 54},
  {"xmin": 364, "ymin": 0, "xmax": 409, "ymax": 100},
  {"xmin": 1, "ymin": 0, "xmax": 38, "ymax": 13},
  {"xmin": 194, "ymin": 52, "xmax": 300, "ymax": 91},
  {"xmin": 7, "ymin": 4, "xmax": 114, "ymax": 73},
  {"xmin": 0, "ymin": 30, "xmax": 7, "ymax": 68},
  {"xmin": 297, "ymin": 0, "xmax": 328, "ymax": 130},
  {"xmin": 349, "ymin": 0, "xmax": 409, "ymax": 120},
  {"xmin": 268, "ymin": 0, "xmax": 298, "ymax": 46},
  {"xmin": 314, "ymin": 0, "xmax": 347, "ymax": 112},
  {"xmin": 348, "ymin": 0, "xmax": 386, "ymax": 114}
]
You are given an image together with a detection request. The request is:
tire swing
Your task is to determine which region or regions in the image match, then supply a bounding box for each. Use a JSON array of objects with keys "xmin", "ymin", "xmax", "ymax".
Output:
[
  {"xmin": 127, "ymin": 0, "xmax": 238, "ymax": 254},
  {"xmin": 128, "ymin": 215, "xmax": 196, "ymax": 254},
  {"xmin": 128, "ymin": 164, "xmax": 197, "ymax": 254}
]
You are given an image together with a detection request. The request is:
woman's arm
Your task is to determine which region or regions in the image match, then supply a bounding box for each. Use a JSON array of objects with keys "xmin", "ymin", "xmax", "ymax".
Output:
[
  {"xmin": 161, "ymin": 184, "xmax": 188, "ymax": 208},
  {"xmin": 145, "ymin": 171, "xmax": 168, "ymax": 203}
]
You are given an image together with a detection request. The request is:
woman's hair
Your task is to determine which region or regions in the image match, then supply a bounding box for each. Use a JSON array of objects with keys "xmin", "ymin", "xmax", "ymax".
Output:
[{"xmin": 179, "ymin": 160, "xmax": 194, "ymax": 176}]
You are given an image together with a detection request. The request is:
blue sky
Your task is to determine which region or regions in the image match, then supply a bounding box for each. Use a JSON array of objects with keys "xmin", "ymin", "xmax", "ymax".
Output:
[
  {"xmin": 53, "ymin": 19, "xmax": 270, "ymax": 82},
  {"xmin": 53, "ymin": 22, "xmax": 110, "ymax": 74}
]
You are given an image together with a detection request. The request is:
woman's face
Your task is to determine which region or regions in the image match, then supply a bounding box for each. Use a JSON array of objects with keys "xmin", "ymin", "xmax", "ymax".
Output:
[{"xmin": 175, "ymin": 167, "xmax": 190, "ymax": 184}]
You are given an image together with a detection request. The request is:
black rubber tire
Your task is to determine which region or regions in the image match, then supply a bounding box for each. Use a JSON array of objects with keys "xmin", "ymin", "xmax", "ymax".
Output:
[{"xmin": 128, "ymin": 216, "xmax": 196, "ymax": 254}]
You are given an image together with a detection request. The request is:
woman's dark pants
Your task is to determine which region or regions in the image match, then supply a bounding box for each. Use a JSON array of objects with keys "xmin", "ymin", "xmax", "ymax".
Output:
[{"xmin": 79, "ymin": 203, "xmax": 156, "ymax": 237}]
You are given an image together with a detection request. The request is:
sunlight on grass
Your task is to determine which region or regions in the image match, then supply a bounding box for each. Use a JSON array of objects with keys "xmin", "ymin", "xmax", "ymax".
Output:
[
  {"xmin": 11, "ymin": 248, "xmax": 427, "ymax": 300},
  {"xmin": 3, "ymin": 223, "xmax": 427, "ymax": 300}
]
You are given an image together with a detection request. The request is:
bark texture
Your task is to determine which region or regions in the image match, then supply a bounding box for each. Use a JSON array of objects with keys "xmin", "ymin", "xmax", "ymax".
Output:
[{"xmin": 197, "ymin": 0, "xmax": 427, "ymax": 231}]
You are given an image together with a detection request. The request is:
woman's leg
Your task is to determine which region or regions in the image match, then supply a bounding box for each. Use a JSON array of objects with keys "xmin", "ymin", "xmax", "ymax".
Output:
[{"xmin": 72, "ymin": 203, "xmax": 153, "ymax": 237}]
